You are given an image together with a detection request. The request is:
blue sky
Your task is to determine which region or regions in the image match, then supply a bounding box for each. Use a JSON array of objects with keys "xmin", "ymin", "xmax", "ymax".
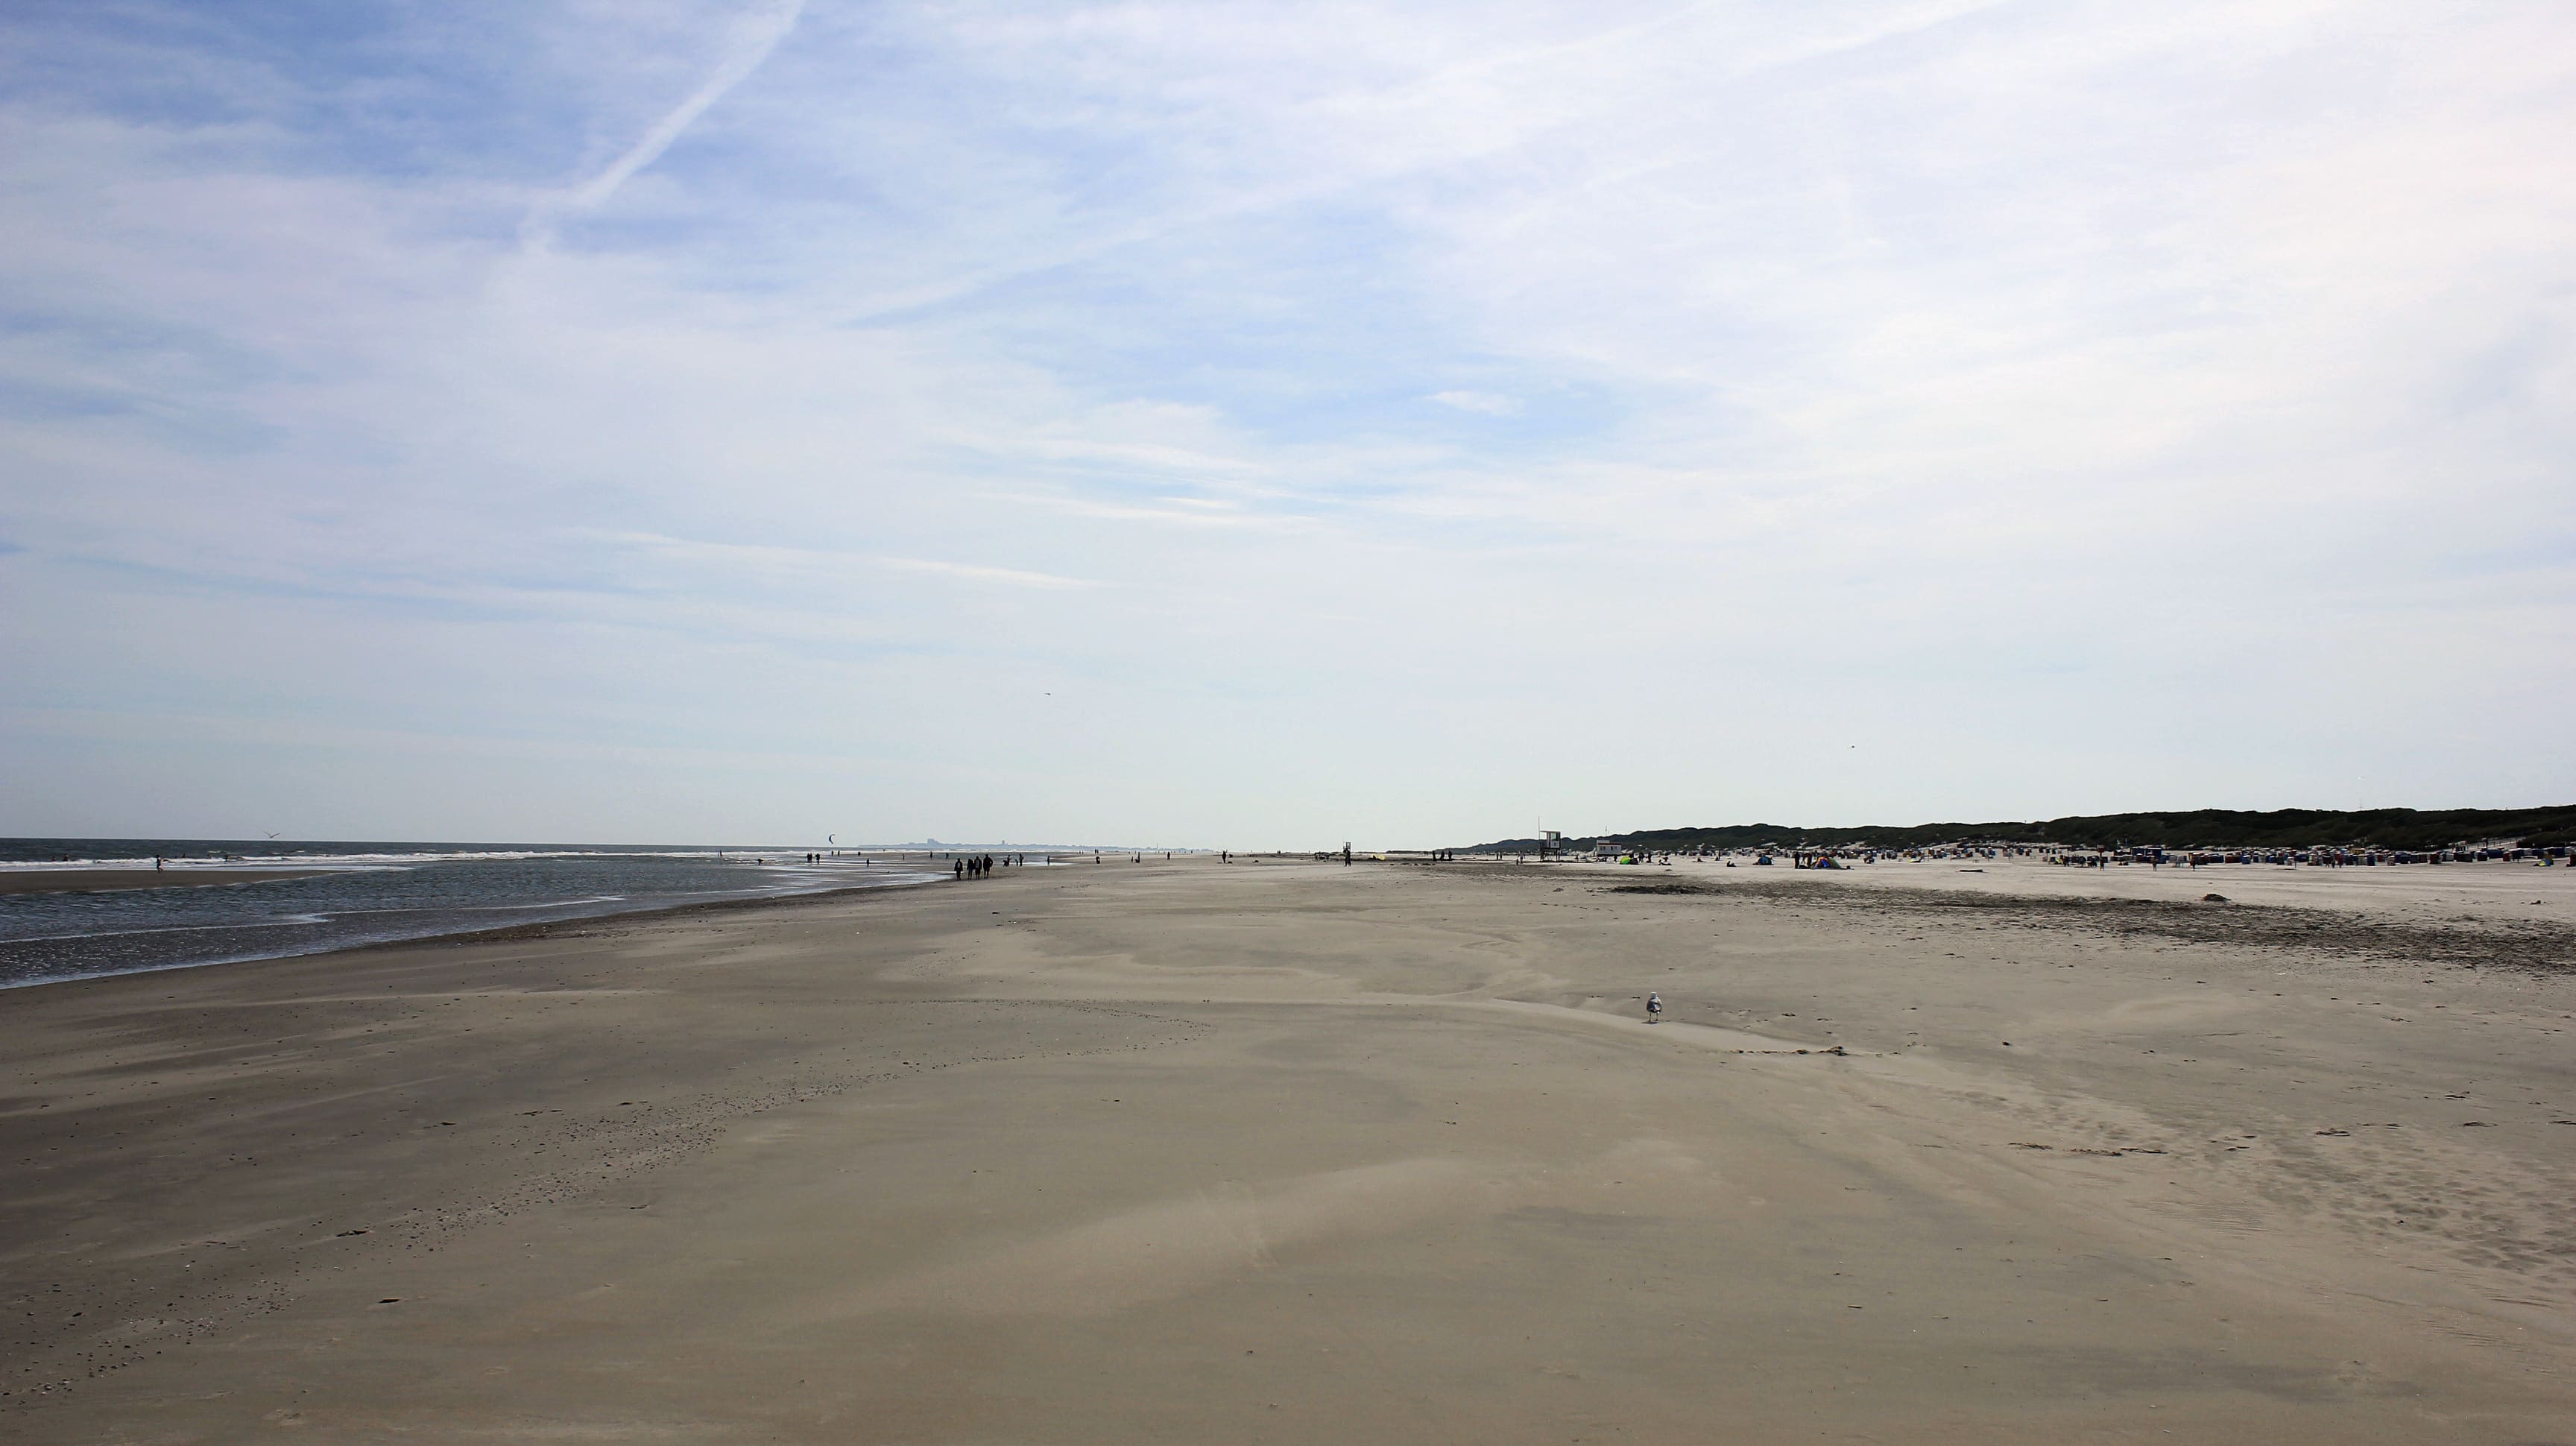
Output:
[{"xmin": 2, "ymin": 0, "xmax": 2571, "ymax": 847}]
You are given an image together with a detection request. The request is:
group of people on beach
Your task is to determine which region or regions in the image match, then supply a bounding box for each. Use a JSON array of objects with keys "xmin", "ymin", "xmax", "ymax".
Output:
[{"xmin": 954, "ymin": 854, "xmax": 1008, "ymax": 880}]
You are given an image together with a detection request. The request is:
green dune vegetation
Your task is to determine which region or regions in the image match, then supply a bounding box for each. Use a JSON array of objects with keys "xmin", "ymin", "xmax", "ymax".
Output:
[{"xmin": 1470, "ymin": 805, "xmax": 2576, "ymax": 855}]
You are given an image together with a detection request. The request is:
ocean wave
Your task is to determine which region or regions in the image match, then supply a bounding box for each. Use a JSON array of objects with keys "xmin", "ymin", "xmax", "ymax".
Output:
[
  {"xmin": 4, "ymin": 915, "xmax": 335, "ymax": 945},
  {"xmin": 0, "ymin": 848, "xmax": 801, "ymax": 871},
  {"xmin": 0, "ymin": 867, "xmax": 950, "ymax": 988}
]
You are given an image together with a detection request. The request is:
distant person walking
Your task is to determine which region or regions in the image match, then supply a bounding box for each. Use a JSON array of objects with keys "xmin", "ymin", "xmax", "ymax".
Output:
[
  {"xmin": 953, "ymin": 859, "xmax": 964, "ymax": 880},
  {"xmin": 1646, "ymin": 991, "xmax": 1663, "ymax": 1024}
]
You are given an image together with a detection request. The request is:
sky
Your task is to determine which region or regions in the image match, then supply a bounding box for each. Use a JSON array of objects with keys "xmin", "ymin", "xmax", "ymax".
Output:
[{"xmin": 1, "ymin": 0, "xmax": 2571, "ymax": 849}]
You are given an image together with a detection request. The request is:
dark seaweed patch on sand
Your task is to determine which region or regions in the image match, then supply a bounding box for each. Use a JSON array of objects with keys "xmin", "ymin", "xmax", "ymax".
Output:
[{"xmin": 1567, "ymin": 874, "xmax": 2576, "ymax": 974}]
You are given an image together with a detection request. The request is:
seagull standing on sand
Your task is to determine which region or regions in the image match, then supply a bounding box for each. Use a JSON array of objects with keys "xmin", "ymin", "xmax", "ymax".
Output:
[{"xmin": 1646, "ymin": 991, "xmax": 1663, "ymax": 1023}]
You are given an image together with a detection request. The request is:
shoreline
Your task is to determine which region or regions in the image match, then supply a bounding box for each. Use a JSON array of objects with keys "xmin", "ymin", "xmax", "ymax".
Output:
[
  {"xmin": 397, "ymin": 868, "xmax": 955, "ymax": 949},
  {"xmin": 0, "ymin": 869, "xmax": 952, "ymax": 994}
]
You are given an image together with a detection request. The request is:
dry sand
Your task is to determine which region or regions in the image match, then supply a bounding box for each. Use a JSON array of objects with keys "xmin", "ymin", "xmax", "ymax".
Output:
[{"xmin": 4, "ymin": 856, "xmax": 2572, "ymax": 1442}]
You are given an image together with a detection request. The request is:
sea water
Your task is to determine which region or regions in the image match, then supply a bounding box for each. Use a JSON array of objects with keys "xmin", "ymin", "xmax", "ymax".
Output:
[{"xmin": 0, "ymin": 839, "xmax": 950, "ymax": 989}]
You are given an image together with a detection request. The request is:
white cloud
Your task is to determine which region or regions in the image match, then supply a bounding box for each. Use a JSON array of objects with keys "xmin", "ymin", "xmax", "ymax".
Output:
[
  {"xmin": 877, "ymin": 557, "xmax": 1102, "ymax": 590},
  {"xmin": 1430, "ymin": 389, "xmax": 1520, "ymax": 415}
]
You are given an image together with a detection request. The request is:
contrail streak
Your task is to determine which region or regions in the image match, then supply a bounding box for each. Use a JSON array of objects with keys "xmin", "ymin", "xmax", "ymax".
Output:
[{"xmin": 526, "ymin": 0, "xmax": 806, "ymax": 247}]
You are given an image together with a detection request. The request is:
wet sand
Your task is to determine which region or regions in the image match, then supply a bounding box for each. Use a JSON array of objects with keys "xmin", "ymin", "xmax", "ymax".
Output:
[
  {"xmin": 0, "ymin": 868, "xmax": 335, "ymax": 894},
  {"xmin": 4, "ymin": 856, "xmax": 2572, "ymax": 1442}
]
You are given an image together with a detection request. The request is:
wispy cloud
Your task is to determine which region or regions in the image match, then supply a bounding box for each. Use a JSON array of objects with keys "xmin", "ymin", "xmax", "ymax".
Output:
[
  {"xmin": 1006, "ymin": 495, "xmax": 1309, "ymax": 531},
  {"xmin": 1431, "ymin": 390, "xmax": 1520, "ymax": 416},
  {"xmin": 524, "ymin": 0, "xmax": 807, "ymax": 247},
  {"xmin": 877, "ymin": 557, "xmax": 1100, "ymax": 590},
  {"xmin": 599, "ymin": 533, "xmax": 1099, "ymax": 590}
]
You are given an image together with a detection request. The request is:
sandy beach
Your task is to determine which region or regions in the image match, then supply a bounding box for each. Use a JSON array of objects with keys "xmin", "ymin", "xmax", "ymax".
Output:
[{"xmin": 4, "ymin": 856, "xmax": 2572, "ymax": 1442}]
